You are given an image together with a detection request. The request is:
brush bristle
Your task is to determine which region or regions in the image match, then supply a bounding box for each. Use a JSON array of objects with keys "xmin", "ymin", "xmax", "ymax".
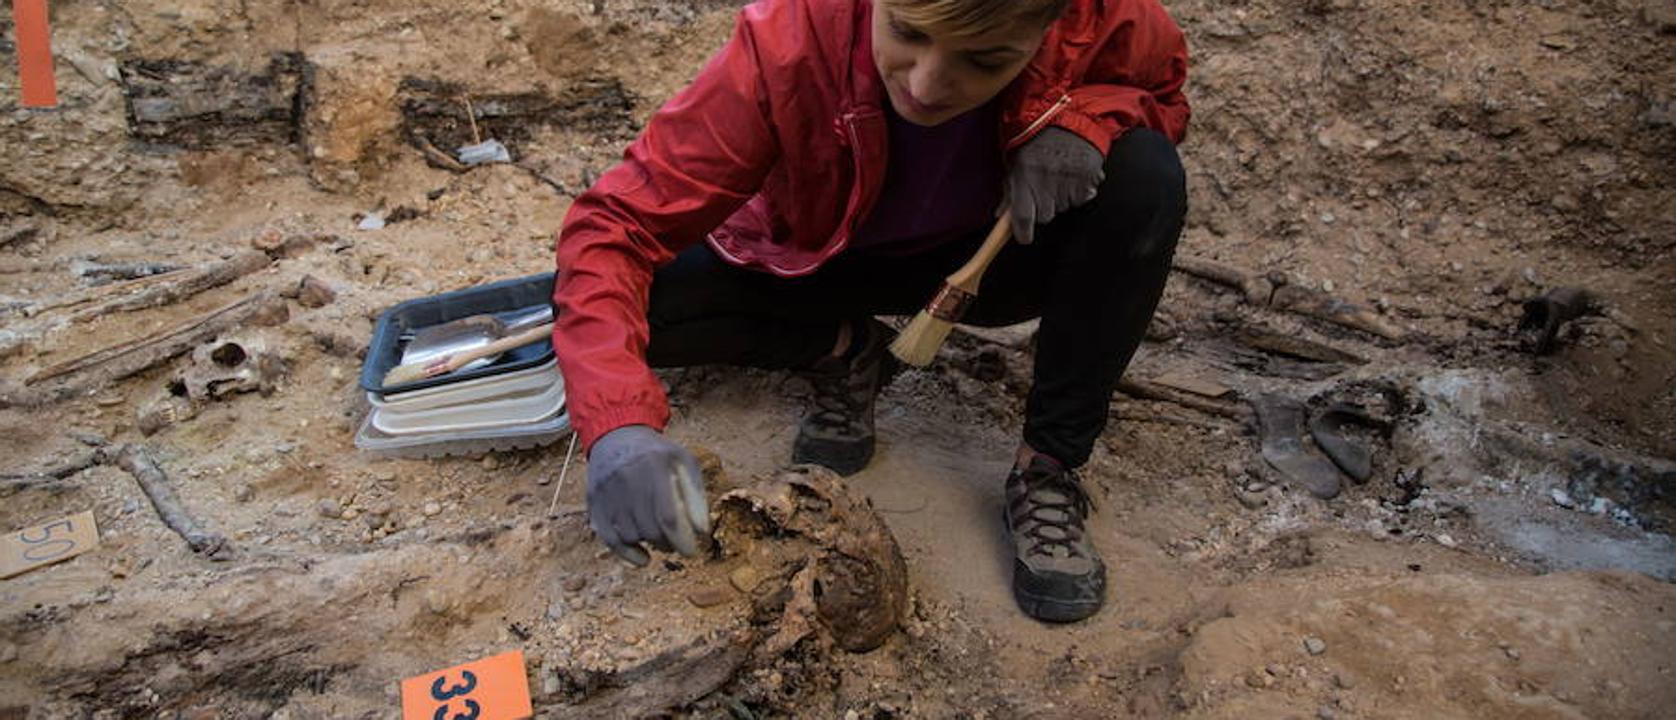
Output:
[{"xmin": 889, "ymin": 310, "xmax": 954, "ymax": 367}]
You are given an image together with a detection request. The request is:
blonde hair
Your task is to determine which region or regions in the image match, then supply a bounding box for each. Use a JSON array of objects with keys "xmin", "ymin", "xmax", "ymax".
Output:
[{"xmin": 883, "ymin": 0, "xmax": 1070, "ymax": 38}]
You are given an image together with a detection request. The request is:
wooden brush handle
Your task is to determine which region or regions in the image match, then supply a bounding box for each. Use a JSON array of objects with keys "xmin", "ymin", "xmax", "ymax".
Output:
[
  {"xmin": 383, "ymin": 322, "xmax": 555, "ymax": 386},
  {"xmin": 946, "ymin": 214, "xmax": 1013, "ymax": 293}
]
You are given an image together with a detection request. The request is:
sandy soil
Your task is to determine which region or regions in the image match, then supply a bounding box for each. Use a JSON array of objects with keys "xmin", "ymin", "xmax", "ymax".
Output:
[{"xmin": 2, "ymin": 0, "xmax": 1674, "ymax": 718}]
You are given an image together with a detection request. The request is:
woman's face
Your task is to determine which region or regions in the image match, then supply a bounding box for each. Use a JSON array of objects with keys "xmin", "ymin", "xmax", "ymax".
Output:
[{"xmin": 871, "ymin": 1, "xmax": 1050, "ymax": 127}]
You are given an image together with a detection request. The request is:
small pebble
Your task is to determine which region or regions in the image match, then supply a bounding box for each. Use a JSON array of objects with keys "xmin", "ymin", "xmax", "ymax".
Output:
[
  {"xmin": 1334, "ymin": 671, "xmax": 1357, "ymax": 689},
  {"xmin": 341, "ymin": 508, "xmax": 359, "ymax": 521},
  {"xmin": 1304, "ymin": 636, "xmax": 1328, "ymax": 655},
  {"xmin": 317, "ymin": 499, "xmax": 343, "ymax": 519},
  {"xmin": 728, "ymin": 565, "xmax": 761, "ymax": 593},
  {"xmin": 423, "ymin": 501, "xmax": 442, "ymax": 517},
  {"xmin": 233, "ymin": 484, "xmax": 255, "ymax": 502},
  {"xmin": 1434, "ymin": 533, "xmax": 1457, "ymax": 548},
  {"xmin": 481, "ymin": 455, "xmax": 500, "ymax": 471},
  {"xmin": 1317, "ymin": 705, "xmax": 1338, "ymax": 720},
  {"xmin": 374, "ymin": 469, "xmax": 397, "ymax": 482},
  {"xmin": 1550, "ymin": 488, "xmax": 1575, "ymax": 509},
  {"xmin": 121, "ymin": 500, "xmax": 139, "ymax": 515},
  {"xmin": 686, "ymin": 586, "xmax": 732, "ymax": 608},
  {"xmin": 0, "ymin": 641, "xmax": 17, "ymax": 663},
  {"xmin": 563, "ymin": 576, "xmax": 587, "ymax": 593},
  {"xmin": 1234, "ymin": 488, "xmax": 1268, "ymax": 510}
]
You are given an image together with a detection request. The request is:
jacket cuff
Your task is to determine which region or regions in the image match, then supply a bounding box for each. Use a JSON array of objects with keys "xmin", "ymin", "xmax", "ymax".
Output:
[
  {"xmin": 575, "ymin": 402, "xmax": 670, "ymax": 454},
  {"xmin": 1051, "ymin": 106, "xmax": 1119, "ymax": 157}
]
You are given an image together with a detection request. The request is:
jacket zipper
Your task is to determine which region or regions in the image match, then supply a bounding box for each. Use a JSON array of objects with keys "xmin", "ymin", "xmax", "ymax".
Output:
[{"xmin": 1007, "ymin": 93, "xmax": 1073, "ymax": 148}]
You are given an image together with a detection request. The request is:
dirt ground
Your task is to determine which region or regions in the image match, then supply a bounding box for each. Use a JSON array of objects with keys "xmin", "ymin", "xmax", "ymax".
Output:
[{"xmin": 3, "ymin": 0, "xmax": 1675, "ymax": 718}]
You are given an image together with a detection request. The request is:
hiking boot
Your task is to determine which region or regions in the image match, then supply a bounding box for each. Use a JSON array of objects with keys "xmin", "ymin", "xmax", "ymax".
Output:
[
  {"xmin": 1004, "ymin": 454, "xmax": 1106, "ymax": 622},
  {"xmin": 792, "ymin": 319, "xmax": 896, "ymax": 476}
]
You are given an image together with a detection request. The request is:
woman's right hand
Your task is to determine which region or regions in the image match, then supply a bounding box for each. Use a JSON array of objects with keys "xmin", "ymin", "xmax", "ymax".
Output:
[{"xmin": 584, "ymin": 425, "xmax": 711, "ymax": 566}]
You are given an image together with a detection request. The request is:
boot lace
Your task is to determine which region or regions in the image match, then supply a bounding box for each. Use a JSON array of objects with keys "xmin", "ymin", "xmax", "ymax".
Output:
[{"xmin": 1011, "ymin": 469, "xmax": 1093, "ymax": 559}]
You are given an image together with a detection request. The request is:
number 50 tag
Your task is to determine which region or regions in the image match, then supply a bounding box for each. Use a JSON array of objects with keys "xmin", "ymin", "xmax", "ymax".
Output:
[
  {"xmin": 401, "ymin": 650, "xmax": 532, "ymax": 720},
  {"xmin": 2, "ymin": 511, "xmax": 99, "ymax": 579}
]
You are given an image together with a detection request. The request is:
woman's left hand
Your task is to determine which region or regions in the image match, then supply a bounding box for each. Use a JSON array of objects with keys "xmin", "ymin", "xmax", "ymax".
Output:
[{"xmin": 1000, "ymin": 127, "xmax": 1105, "ymax": 245}]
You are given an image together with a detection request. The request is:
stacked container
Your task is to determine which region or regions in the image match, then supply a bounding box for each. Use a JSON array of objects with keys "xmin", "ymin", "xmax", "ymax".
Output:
[{"xmin": 355, "ymin": 273, "xmax": 571, "ymax": 458}]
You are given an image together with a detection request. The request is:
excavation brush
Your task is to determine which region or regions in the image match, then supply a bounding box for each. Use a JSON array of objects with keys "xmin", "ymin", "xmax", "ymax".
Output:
[{"xmin": 889, "ymin": 213, "xmax": 1013, "ymax": 366}]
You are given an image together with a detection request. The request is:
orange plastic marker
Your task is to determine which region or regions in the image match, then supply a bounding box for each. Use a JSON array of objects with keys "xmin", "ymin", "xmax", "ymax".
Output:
[
  {"xmin": 400, "ymin": 650, "xmax": 533, "ymax": 720},
  {"xmin": 12, "ymin": 0, "xmax": 59, "ymax": 108}
]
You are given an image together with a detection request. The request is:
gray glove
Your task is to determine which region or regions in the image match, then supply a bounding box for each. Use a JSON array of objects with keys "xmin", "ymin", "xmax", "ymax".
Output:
[
  {"xmin": 585, "ymin": 425, "xmax": 711, "ymax": 566},
  {"xmin": 1000, "ymin": 127, "xmax": 1106, "ymax": 245}
]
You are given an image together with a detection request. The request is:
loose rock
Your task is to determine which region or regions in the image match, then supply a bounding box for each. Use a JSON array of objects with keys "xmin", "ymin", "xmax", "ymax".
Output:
[
  {"xmin": 1304, "ymin": 636, "xmax": 1328, "ymax": 655},
  {"xmin": 686, "ymin": 585, "xmax": 732, "ymax": 608},
  {"xmin": 728, "ymin": 565, "xmax": 761, "ymax": 593}
]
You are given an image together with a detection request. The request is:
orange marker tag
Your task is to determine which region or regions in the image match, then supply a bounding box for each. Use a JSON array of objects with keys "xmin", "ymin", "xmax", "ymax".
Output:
[
  {"xmin": 12, "ymin": 0, "xmax": 59, "ymax": 108},
  {"xmin": 400, "ymin": 650, "xmax": 533, "ymax": 720}
]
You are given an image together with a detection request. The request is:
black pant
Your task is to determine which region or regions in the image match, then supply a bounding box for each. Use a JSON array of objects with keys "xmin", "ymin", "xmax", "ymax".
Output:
[{"xmin": 645, "ymin": 128, "xmax": 1187, "ymax": 467}]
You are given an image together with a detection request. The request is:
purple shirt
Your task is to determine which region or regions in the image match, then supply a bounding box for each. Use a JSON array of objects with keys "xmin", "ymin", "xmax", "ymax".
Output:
[{"xmin": 848, "ymin": 100, "xmax": 1004, "ymax": 255}]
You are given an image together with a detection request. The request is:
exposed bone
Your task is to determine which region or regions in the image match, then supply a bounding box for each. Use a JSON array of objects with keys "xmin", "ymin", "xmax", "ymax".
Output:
[
  {"xmin": 70, "ymin": 250, "xmax": 271, "ymax": 321},
  {"xmin": 71, "ymin": 259, "xmax": 185, "ymax": 284},
  {"xmin": 1270, "ymin": 284, "xmax": 1406, "ymax": 340},
  {"xmin": 1172, "ymin": 255, "xmax": 1274, "ymax": 303},
  {"xmin": 137, "ymin": 392, "xmax": 199, "ymax": 436},
  {"xmin": 1171, "ymin": 255, "xmax": 1405, "ymax": 340},
  {"xmin": 0, "ymin": 451, "xmax": 103, "ymax": 495},
  {"xmin": 179, "ymin": 333, "xmax": 288, "ymax": 400},
  {"xmin": 112, "ymin": 444, "xmax": 229, "ymax": 557},
  {"xmin": 414, "ymin": 135, "xmax": 469, "ymax": 172},
  {"xmin": 24, "ymin": 266, "xmax": 190, "ymax": 316},
  {"xmin": 1116, "ymin": 377, "xmax": 1251, "ymax": 421},
  {"xmin": 26, "ymin": 292, "xmax": 285, "ymax": 390},
  {"xmin": 713, "ymin": 465, "xmax": 909, "ymax": 653}
]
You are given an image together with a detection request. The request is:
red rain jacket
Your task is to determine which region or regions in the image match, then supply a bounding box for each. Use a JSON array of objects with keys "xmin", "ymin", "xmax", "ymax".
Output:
[{"xmin": 554, "ymin": 0, "xmax": 1190, "ymax": 450}]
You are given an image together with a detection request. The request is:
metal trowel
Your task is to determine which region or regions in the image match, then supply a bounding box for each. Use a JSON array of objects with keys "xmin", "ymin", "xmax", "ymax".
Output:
[{"xmin": 399, "ymin": 305, "xmax": 553, "ymax": 371}]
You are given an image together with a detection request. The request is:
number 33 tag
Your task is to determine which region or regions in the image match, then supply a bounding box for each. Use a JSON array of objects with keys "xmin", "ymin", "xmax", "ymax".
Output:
[{"xmin": 401, "ymin": 650, "xmax": 532, "ymax": 720}]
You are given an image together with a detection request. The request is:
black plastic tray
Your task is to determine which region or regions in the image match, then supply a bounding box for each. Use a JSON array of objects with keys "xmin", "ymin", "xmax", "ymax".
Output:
[{"xmin": 361, "ymin": 272, "xmax": 557, "ymax": 395}]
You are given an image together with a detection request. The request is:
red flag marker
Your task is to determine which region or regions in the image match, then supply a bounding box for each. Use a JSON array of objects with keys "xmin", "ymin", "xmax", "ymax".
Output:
[{"xmin": 13, "ymin": 0, "xmax": 59, "ymax": 108}]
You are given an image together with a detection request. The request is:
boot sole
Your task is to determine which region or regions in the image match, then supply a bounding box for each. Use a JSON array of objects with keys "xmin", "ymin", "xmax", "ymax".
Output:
[
  {"xmin": 1012, "ymin": 586, "xmax": 1103, "ymax": 623},
  {"xmin": 792, "ymin": 434, "xmax": 875, "ymax": 477}
]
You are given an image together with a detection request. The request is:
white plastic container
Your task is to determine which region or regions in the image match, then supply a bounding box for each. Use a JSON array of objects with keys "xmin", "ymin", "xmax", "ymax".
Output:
[
  {"xmin": 355, "ymin": 411, "xmax": 571, "ymax": 459},
  {"xmin": 371, "ymin": 381, "xmax": 566, "ymax": 436},
  {"xmin": 368, "ymin": 359, "xmax": 561, "ymax": 412}
]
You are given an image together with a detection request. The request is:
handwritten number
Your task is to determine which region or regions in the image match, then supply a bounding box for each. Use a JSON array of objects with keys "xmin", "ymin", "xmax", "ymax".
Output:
[
  {"xmin": 20, "ymin": 519, "xmax": 72, "ymax": 544},
  {"xmin": 21, "ymin": 540, "xmax": 75, "ymax": 562},
  {"xmin": 431, "ymin": 699, "xmax": 481, "ymax": 720},
  {"xmin": 17, "ymin": 519, "xmax": 77, "ymax": 562},
  {"xmin": 430, "ymin": 670, "xmax": 477, "ymax": 700}
]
